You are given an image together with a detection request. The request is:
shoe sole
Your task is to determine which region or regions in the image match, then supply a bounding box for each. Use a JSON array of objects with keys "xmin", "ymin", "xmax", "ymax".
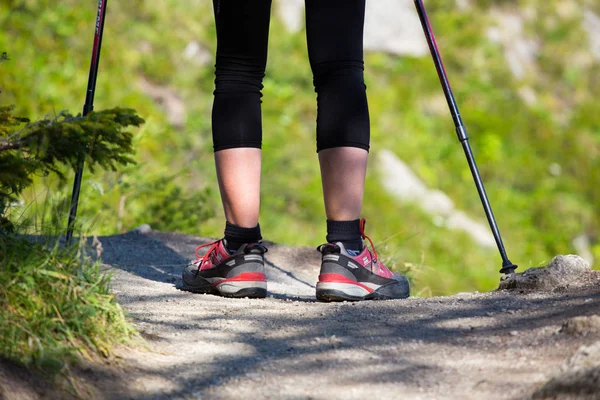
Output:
[
  {"xmin": 316, "ymin": 281, "xmax": 409, "ymax": 302},
  {"xmin": 180, "ymin": 282, "xmax": 267, "ymax": 298},
  {"xmin": 181, "ymin": 272, "xmax": 267, "ymax": 299},
  {"xmin": 218, "ymin": 280, "xmax": 267, "ymax": 298}
]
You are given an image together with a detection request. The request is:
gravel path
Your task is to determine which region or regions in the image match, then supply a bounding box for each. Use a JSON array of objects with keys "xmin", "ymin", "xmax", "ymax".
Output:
[{"xmin": 90, "ymin": 230, "xmax": 600, "ymax": 400}]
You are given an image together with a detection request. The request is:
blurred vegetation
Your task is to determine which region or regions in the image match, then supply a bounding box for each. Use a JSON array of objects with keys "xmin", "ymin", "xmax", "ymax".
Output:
[{"xmin": 1, "ymin": 0, "xmax": 598, "ymax": 296}]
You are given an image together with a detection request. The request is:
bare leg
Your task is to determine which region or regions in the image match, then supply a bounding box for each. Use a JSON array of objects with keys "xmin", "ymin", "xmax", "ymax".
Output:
[
  {"xmin": 215, "ymin": 148, "xmax": 262, "ymax": 228},
  {"xmin": 319, "ymin": 147, "xmax": 368, "ymax": 221}
]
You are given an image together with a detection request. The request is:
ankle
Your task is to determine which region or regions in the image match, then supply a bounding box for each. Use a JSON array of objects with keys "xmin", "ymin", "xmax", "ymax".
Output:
[
  {"xmin": 224, "ymin": 221, "xmax": 262, "ymax": 252},
  {"xmin": 326, "ymin": 219, "xmax": 363, "ymax": 253}
]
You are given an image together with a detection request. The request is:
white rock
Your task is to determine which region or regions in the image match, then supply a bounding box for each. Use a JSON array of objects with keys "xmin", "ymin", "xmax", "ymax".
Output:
[
  {"xmin": 132, "ymin": 224, "xmax": 152, "ymax": 234},
  {"xmin": 556, "ymin": 0, "xmax": 578, "ymax": 18},
  {"xmin": 364, "ymin": 0, "xmax": 429, "ymax": 56},
  {"xmin": 456, "ymin": 0, "xmax": 471, "ymax": 11},
  {"xmin": 277, "ymin": 0, "xmax": 429, "ymax": 57},
  {"xmin": 583, "ymin": 9, "xmax": 600, "ymax": 60},
  {"xmin": 518, "ymin": 86, "xmax": 537, "ymax": 106},
  {"xmin": 377, "ymin": 149, "xmax": 496, "ymax": 248},
  {"xmin": 183, "ymin": 41, "xmax": 212, "ymax": 66},
  {"xmin": 421, "ymin": 190, "xmax": 455, "ymax": 216},
  {"xmin": 548, "ymin": 162, "xmax": 562, "ymax": 176},
  {"xmin": 377, "ymin": 150, "xmax": 429, "ymax": 202},
  {"xmin": 137, "ymin": 77, "xmax": 186, "ymax": 128},
  {"xmin": 276, "ymin": 0, "xmax": 304, "ymax": 34},
  {"xmin": 486, "ymin": 27, "xmax": 502, "ymax": 43},
  {"xmin": 445, "ymin": 211, "xmax": 497, "ymax": 248},
  {"xmin": 488, "ymin": 9, "xmax": 539, "ymax": 80}
]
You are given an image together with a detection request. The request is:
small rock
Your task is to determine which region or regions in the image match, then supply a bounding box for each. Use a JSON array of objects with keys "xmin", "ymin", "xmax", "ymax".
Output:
[
  {"xmin": 560, "ymin": 316, "xmax": 600, "ymax": 336},
  {"xmin": 532, "ymin": 341, "xmax": 600, "ymax": 399},
  {"xmin": 498, "ymin": 255, "xmax": 590, "ymax": 291},
  {"xmin": 183, "ymin": 41, "xmax": 212, "ymax": 66},
  {"xmin": 131, "ymin": 224, "xmax": 152, "ymax": 234},
  {"xmin": 137, "ymin": 77, "xmax": 186, "ymax": 128},
  {"xmin": 584, "ymin": 9, "xmax": 600, "ymax": 61}
]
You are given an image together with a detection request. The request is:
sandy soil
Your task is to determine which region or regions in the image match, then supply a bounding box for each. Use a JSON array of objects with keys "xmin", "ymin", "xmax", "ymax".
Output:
[{"xmin": 2, "ymin": 230, "xmax": 600, "ymax": 399}]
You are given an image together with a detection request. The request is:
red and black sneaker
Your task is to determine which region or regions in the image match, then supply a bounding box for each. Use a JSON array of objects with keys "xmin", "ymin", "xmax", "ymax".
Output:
[
  {"xmin": 181, "ymin": 239, "xmax": 267, "ymax": 298},
  {"xmin": 316, "ymin": 219, "xmax": 410, "ymax": 302}
]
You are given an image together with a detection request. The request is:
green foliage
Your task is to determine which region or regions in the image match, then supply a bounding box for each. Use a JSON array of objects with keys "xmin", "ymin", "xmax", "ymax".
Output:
[
  {"xmin": 0, "ymin": 107, "xmax": 141, "ymax": 192},
  {"xmin": 1, "ymin": 0, "xmax": 598, "ymax": 296},
  {"xmin": 0, "ymin": 234, "xmax": 136, "ymax": 371},
  {"xmin": 0, "ymin": 106, "xmax": 142, "ymax": 233}
]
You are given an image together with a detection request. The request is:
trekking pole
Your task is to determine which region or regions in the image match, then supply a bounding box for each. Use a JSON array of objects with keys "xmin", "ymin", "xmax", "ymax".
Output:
[
  {"xmin": 66, "ymin": 0, "xmax": 108, "ymax": 244},
  {"xmin": 413, "ymin": 0, "xmax": 517, "ymax": 275}
]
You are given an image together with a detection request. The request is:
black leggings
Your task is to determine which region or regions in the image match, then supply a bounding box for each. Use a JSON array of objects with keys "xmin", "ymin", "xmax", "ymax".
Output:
[{"xmin": 212, "ymin": 0, "xmax": 370, "ymax": 153}]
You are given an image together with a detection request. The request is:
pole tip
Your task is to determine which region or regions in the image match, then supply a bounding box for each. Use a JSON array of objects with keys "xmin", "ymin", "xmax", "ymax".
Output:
[{"xmin": 499, "ymin": 260, "xmax": 518, "ymax": 275}]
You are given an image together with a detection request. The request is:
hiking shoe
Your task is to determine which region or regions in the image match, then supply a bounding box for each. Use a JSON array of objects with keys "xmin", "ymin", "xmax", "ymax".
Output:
[
  {"xmin": 181, "ymin": 239, "xmax": 267, "ymax": 298},
  {"xmin": 316, "ymin": 219, "xmax": 410, "ymax": 301}
]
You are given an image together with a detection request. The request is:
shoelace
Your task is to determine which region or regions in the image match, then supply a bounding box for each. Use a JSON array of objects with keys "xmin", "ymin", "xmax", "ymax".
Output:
[
  {"xmin": 193, "ymin": 240, "xmax": 221, "ymax": 271},
  {"xmin": 360, "ymin": 218, "xmax": 379, "ymax": 263}
]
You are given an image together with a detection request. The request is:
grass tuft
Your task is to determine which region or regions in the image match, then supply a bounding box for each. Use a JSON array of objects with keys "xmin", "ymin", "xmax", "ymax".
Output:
[{"xmin": 0, "ymin": 233, "xmax": 136, "ymax": 373}]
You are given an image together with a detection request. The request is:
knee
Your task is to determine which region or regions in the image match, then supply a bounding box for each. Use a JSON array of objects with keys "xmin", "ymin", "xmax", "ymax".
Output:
[
  {"xmin": 312, "ymin": 61, "xmax": 370, "ymax": 152},
  {"xmin": 311, "ymin": 60, "xmax": 366, "ymax": 93},
  {"xmin": 214, "ymin": 54, "xmax": 266, "ymax": 96},
  {"xmin": 212, "ymin": 55, "xmax": 266, "ymax": 152}
]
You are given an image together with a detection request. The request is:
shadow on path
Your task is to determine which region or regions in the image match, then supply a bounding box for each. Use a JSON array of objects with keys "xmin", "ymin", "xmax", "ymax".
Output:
[
  {"xmin": 88, "ymin": 231, "xmax": 600, "ymax": 399},
  {"xmin": 94, "ymin": 231, "xmax": 320, "ymax": 300}
]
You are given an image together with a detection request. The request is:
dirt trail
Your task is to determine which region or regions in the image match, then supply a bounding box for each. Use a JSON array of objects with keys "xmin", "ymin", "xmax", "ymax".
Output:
[{"xmin": 87, "ymin": 230, "xmax": 600, "ymax": 399}]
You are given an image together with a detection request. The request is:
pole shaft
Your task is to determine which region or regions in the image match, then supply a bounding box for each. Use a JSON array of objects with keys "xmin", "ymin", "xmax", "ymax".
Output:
[
  {"xmin": 413, "ymin": 0, "xmax": 516, "ymax": 274},
  {"xmin": 461, "ymin": 141, "xmax": 511, "ymax": 263},
  {"xmin": 66, "ymin": 0, "xmax": 108, "ymax": 244}
]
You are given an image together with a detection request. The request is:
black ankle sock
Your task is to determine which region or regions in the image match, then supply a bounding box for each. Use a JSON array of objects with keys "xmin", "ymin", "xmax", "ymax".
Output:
[
  {"xmin": 224, "ymin": 222, "xmax": 262, "ymax": 252},
  {"xmin": 326, "ymin": 219, "xmax": 363, "ymax": 253}
]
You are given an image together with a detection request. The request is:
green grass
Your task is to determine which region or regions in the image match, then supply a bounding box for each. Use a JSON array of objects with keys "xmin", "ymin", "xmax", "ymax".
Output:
[{"xmin": 0, "ymin": 233, "xmax": 135, "ymax": 372}]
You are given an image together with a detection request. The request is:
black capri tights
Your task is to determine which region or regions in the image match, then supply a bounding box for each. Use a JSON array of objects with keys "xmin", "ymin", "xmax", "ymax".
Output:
[{"xmin": 212, "ymin": 0, "xmax": 370, "ymax": 152}]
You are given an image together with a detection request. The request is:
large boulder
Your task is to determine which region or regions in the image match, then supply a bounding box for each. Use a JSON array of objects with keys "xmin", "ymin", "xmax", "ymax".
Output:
[
  {"xmin": 377, "ymin": 149, "xmax": 496, "ymax": 248},
  {"xmin": 498, "ymin": 255, "xmax": 590, "ymax": 291},
  {"xmin": 363, "ymin": 0, "xmax": 429, "ymax": 56},
  {"xmin": 276, "ymin": 0, "xmax": 429, "ymax": 56}
]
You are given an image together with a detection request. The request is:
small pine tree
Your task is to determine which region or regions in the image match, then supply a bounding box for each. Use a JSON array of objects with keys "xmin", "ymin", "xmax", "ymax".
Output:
[
  {"xmin": 0, "ymin": 106, "xmax": 144, "ymax": 232},
  {"xmin": 0, "ymin": 53, "xmax": 144, "ymax": 232}
]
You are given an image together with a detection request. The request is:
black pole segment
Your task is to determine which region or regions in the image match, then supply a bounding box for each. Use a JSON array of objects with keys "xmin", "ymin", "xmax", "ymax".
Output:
[
  {"xmin": 66, "ymin": 0, "xmax": 108, "ymax": 244},
  {"xmin": 413, "ymin": 0, "xmax": 517, "ymax": 275}
]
